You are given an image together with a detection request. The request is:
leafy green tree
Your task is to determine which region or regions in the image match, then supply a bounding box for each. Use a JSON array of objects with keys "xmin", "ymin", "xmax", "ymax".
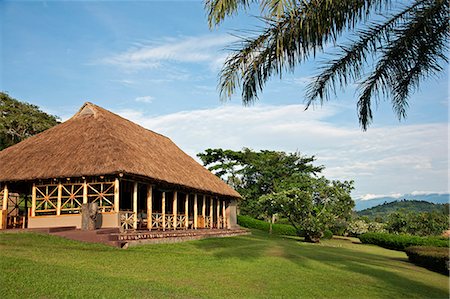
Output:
[
  {"xmin": 0, "ymin": 92, "xmax": 59, "ymax": 150},
  {"xmin": 198, "ymin": 148, "xmax": 323, "ymax": 217},
  {"xmin": 259, "ymin": 178, "xmax": 354, "ymax": 242},
  {"xmin": 205, "ymin": 0, "xmax": 449, "ymax": 129}
]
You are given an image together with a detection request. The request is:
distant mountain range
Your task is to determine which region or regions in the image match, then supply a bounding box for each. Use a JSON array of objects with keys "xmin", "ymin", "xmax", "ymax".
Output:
[
  {"xmin": 354, "ymin": 193, "xmax": 449, "ymax": 211},
  {"xmin": 357, "ymin": 200, "xmax": 447, "ymax": 220}
]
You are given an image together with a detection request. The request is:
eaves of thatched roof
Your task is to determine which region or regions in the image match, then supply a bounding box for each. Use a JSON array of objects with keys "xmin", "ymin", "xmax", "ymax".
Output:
[{"xmin": 0, "ymin": 102, "xmax": 241, "ymax": 198}]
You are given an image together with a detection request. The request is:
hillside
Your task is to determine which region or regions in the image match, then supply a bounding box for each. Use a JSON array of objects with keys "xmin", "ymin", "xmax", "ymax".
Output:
[
  {"xmin": 354, "ymin": 193, "xmax": 449, "ymax": 210},
  {"xmin": 357, "ymin": 200, "xmax": 447, "ymax": 220}
]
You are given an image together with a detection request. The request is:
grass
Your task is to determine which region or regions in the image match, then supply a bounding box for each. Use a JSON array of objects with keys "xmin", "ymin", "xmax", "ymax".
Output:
[{"xmin": 0, "ymin": 230, "xmax": 448, "ymax": 298}]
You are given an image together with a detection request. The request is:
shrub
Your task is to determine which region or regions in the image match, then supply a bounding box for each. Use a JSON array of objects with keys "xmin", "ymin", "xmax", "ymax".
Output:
[
  {"xmin": 322, "ymin": 229, "xmax": 333, "ymax": 240},
  {"xmin": 359, "ymin": 232, "xmax": 449, "ymax": 251},
  {"xmin": 237, "ymin": 215, "xmax": 298, "ymax": 236},
  {"xmin": 405, "ymin": 246, "xmax": 449, "ymax": 275}
]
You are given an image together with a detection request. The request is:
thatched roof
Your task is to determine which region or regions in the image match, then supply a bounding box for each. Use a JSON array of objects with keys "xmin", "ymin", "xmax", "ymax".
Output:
[{"xmin": 0, "ymin": 103, "xmax": 240, "ymax": 198}]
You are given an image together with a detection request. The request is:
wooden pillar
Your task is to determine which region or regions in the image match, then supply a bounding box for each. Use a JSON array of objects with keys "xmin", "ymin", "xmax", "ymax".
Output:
[
  {"xmin": 133, "ymin": 182, "xmax": 138, "ymax": 230},
  {"xmin": 210, "ymin": 197, "xmax": 213, "ymax": 229},
  {"xmin": 31, "ymin": 183, "xmax": 36, "ymax": 217},
  {"xmin": 184, "ymin": 194, "xmax": 189, "ymax": 229},
  {"xmin": 2, "ymin": 184, "xmax": 8, "ymax": 211},
  {"xmin": 57, "ymin": 182, "xmax": 62, "ymax": 216},
  {"xmin": 162, "ymin": 192, "xmax": 166, "ymax": 231},
  {"xmin": 222, "ymin": 200, "xmax": 226, "ymax": 229},
  {"xmin": 202, "ymin": 195, "xmax": 206, "ymax": 216},
  {"xmin": 216, "ymin": 197, "xmax": 220, "ymax": 228},
  {"xmin": 173, "ymin": 191, "xmax": 177, "ymax": 230},
  {"xmin": 114, "ymin": 178, "xmax": 120, "ymax": 213},
  {"xmin": 147, "ymin": 185, "xmax": 152, "ymax": 230},
  {"xmin": 193, "ymin": 194, "xmax": 198, "ymax": 229},
  {"xmin": 83, "ymin": 179, "xmax": 88, "ymax": 204}
]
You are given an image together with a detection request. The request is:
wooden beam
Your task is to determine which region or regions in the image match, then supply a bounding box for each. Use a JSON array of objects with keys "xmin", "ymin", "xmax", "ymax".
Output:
[
  {"xmin": 202, "ymin": 195, "xmax": 206, "ymax": 216},
  {"xmin": 193, "ymin": 194, "xmax": 198, "ymax": 229},
  {"xmin": 2, "ymin": 184, "xmax": 7, "ymax": 211},
  {"xmin": 147, "ymin": 185, "xmax": 152, "ymax": 230},
  {"xmin": 173, "ymin": 191, "xmax": 177, "ymax": 230},
  {"xmin": 162, "ymin": 192, "xmax": 166, "ymax": 231},
  {"xmin": 83, "ymin": 179, "xmax": 88, "ymax": 204},
  {"xmin": 216, "ymin": 197, "xmax": 220, "ymax": 229},
  {"xmin": 114, "ymin": 178, "xmax": 120, "ymax": 213},
  {"xmin": 133, "ymin": 182, "xmax": 138, "ymax": 230},
  {"xmin": 31, "ymin": 183, "xmax": 36, "ymax": 217},
  {"xmin": 185, "ymin": 194, "xmax": 189, "ymax": 229},
  {"xmin": 57, "ymin": 182, "xmax": 62, "ymax": 216},
  {"xmin": 210, "ymin": 197, "xmax": 213, "ymax": 229},
  {"xmin": 222, "ymin": 200, "xmax": 226, "ymax": 229}
]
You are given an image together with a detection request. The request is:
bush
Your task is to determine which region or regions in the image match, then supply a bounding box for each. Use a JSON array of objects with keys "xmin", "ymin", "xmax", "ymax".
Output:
[
  {"xmin": 405, "ymin": 246, "xmax": 449, "ymax": 275},
  {"xmin": 323, "ymin": 229, "xmax": 333, "ymax": 239},
  {"xmin": 359, "ymin": 232, "xmax": 449, "ymax": 251},
  {"xmin": 237, "ymin": 215, "xmax": 298, "ymax": 236}
]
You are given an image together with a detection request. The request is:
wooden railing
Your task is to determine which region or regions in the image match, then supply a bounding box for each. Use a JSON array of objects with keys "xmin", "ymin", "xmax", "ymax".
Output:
[{"xmin": 119, "ymin": 211, "xmax": 135, "ymax": 231}]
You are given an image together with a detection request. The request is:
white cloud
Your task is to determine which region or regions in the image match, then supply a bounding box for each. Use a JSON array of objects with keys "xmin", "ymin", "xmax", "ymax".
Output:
[
  {"xmin": 102, "ymin": 35, "xmax": 236, "ymax": 71},
  {"xmin": 135, "ymin": 96, "xmax": 154, "ymax": 103},
  {"xmin": 358, "ymin": 193, "xmax": 403, "ymax": 201},
  {"xmin": 114, "ymin": 104, "xmax": 448, "ymax": 197}
]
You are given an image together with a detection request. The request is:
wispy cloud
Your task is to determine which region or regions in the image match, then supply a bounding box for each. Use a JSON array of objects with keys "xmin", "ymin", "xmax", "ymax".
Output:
[
  {"xmin": 101, "ymin": 35, "xmax": 236, "ymax": 71},
  {"xmin": 135, "ymin": 96, "xmax": 154, "ymax": 103},
  {"xmin": 114, "ymin": 104, "xmax": 448, "ymax": 197}
]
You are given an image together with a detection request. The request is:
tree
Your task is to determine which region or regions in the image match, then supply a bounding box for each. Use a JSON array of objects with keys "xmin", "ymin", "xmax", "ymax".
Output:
[
  {"xmin": 205, "ymin": 0, "xmax": 449, "ymax": 129},
  {"xmin": 0, "ymin": 92, "xmax": 59, "ymax": 150},
  {"xmin": 198, "ymin": 148, "xmax": 323, "ymax": 217},
  {"xmin": 259, "ymin": 178, "xmax": 354, "ymax": 242}
]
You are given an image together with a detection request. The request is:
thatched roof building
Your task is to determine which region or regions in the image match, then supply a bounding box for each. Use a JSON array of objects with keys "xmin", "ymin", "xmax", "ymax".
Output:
[{"xmin": 0, "ymin": 103, "xmax": 240, "ymax": 231}]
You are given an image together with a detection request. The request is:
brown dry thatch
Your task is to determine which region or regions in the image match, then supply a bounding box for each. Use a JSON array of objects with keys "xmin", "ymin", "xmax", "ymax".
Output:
[{"xmin": 0, "ymin": 103, "xmax": 240, "ymax": 198}]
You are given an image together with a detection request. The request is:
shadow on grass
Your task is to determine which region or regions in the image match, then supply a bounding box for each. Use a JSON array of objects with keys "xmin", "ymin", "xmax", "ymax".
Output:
[{"xmin": 194, "ymin": 229, "xmax": 448, "ymax": 298}]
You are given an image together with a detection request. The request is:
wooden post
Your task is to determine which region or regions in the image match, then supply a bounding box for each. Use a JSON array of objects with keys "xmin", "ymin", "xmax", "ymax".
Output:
[
  {"xmin": 133, "ymin": 182, "xmax": 138, "ymax": 229},
  {"xmin": 31, "ymin": 183, "xmax": 36, "ymax": 217},
  {"xmin": 202, "ymin": 195, "xmax": 206, "ymax": 216},
  {"xmin": 184, "ymin": 194, "xmax": 189, "ymax": 229},
  {"xmin": 57, "ymin": 182, "xmax": 62, "ymax": 216},
  {"xmin": 222, "ymin": 200, "xmax": 226, "ymax": 229},
  {"xmin": 193, "ymin": 194, "xmax": 198, "ymax": 229},
  {"xmin": 147, "ymin": 185, "xmax": 152, "ymax": 230},
  {"xmin": 216, "ymin": 197, "xmax": 220, "ymax": 229},
  {"xmin": 210, "ymin": 197, "xmax": 213, "ymax": 229},
  {"xmin": 83, "ymin": 179, "xmax": 88, "ymax": 204},
  {"xmin": 2, "ymin": 184, "xmax": 8, "ymax": 211},
  {"xmin": 173, "ymin": 191, "xmax": 177, "ymax": 230},
  {"xmin": 162, "ymin": 192, "xmax": 166, "ymax": 231},
  {"xmin": 114, "ymin": 178, "xmax": 120, "ymax": 213}
]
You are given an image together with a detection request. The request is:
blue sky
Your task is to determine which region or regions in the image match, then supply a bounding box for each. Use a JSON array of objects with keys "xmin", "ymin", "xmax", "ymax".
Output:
[{"xmin": 1, "ymin": 0, "xmax": 448, "ymax": 200}]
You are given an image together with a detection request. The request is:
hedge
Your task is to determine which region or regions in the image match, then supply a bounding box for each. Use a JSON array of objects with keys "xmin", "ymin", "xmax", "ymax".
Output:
[
  {"xmin": 405, "ymin": 246, "xmax": 449, "ymax": 275},
  {"xmin": 359, "ymin": 232, "xmax": 449, "ymax": 251},
  {"xmin": 237, "ymin": 215, "xmax": 298, "ymax": 236}
]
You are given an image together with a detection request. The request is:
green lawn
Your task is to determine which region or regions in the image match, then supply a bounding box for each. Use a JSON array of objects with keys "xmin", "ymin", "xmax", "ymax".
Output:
[{"xmin": 0, "ymin": 230, "xmax": 448, "ymax": 298}]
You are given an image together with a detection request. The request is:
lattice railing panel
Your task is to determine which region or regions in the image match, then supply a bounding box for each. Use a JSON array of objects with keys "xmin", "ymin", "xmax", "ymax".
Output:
[
  {"xmin": 87, "ymin": 182, "xmax": 115, "ymax": 212},
  {"xmin": 165, "ymin": 215, "xmax": 174, "ymax": 229},
  {"xmin": 120, "ymin": 211, "xmax": 135, "ymax": 230},
  {"xmin": 205, "ymin": 216, "xmax": 211, "ymax": 228},
  {"xmin": 35, "ymin": 185, "xmax": 58, "ymax": 215},
  {"xmin": 176, "ymin": 215, "xmax": 187, "ymax": 229},
  {"xmin": 218, "ymin": 216, "xmax": 224, "ymax": 229},
  {"xmin": 152, "ymin": 213, "xmax": 163, "ymax": 229},
  {"xmin": 61, "ymin": 184, "xmax": 83, "ymax": 214}
]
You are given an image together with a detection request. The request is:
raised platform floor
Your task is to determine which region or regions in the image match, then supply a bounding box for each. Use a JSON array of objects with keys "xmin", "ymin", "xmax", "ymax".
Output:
[{"xmin": 3, "ymin": 227, "xmax": 250, "ymax": 248}]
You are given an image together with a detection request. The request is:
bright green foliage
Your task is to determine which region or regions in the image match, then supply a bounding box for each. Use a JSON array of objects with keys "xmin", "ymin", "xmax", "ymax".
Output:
[
  {"xmin": 259, "ymin": 179, "xmax": 354, "ymax": 242},
  {"xmin": 205, "ymin": 0, "xmax": 449, "ymax": 129},
  {"xmin": 0, "ymin": 92, "xmax": 59, "ymax": 150},
  {"xmin": 347, "ymin": 219, "xmax": 387, "ymax": 236},
  {"xmin": 1, "ymin": 231, "xmax": 449, "ymax": 298},
  {"xmin": 405, "ymin": 246, "xmax": 449, "ymax": 275},
  {"xmin": 198, "ymin": 148, "xmax": 323, "ymax": 217},
  {"xmin": 237, "ymin": 215, "xmax": 297, "ymax": 236},
  {"xmin": 385, "ymin": 210, "xmax": 449, "ymax": 236},
  {"xmin": 359, "ymin": 232, "xmax": 449, "ymax": 251}
]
